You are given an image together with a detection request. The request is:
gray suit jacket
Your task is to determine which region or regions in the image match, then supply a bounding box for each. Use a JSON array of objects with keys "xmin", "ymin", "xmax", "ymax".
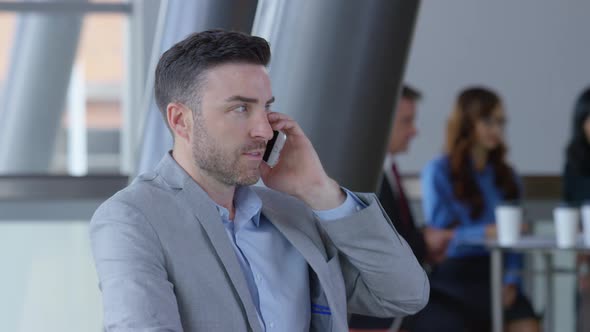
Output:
[{"xmin": 90, "ymin": 154, "xmax": 429, "ymax": 331}]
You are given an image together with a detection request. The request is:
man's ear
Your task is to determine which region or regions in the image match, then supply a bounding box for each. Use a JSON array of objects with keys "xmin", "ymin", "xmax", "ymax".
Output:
[{"xmin": 167, "ymin": 103, "xmax": 193, "ymax": 142}]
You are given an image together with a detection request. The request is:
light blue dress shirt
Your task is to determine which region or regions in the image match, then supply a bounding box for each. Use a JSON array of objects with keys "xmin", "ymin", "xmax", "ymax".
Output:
[{"xmin": 215, "ymin": 186, "xmax": 364, "ymax": 331}]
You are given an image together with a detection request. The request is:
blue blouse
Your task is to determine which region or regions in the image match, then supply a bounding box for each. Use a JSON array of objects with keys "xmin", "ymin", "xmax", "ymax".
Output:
[{"xmin": 421, "ymin": 155, "xmax": 522, "ymax": 285}]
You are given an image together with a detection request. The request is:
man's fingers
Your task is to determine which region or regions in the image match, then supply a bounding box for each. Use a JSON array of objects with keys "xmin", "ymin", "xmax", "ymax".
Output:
[
  {"xmin": 267, "ymin": 112, "xmax": 306, "ymax": 136},
  {"xmin": 271, "ymin": 119, "xmax": 296, "ymax": 131},
  {"xmin": 267, "ymin": 112, "xmax": 293, "ymax": 122},
  {"xmin": 269, "ymin": 119, "xmax": 305, "ymax": 137}
]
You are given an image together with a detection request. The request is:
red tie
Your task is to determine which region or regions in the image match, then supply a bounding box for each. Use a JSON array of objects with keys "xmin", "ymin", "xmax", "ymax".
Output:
[{"xmin": 391, "ymin": 163, "xmax": 411, "ymax": 227}]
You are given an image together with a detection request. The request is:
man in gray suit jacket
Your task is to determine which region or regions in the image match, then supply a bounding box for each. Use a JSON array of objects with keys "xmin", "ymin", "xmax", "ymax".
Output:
[{"xmin": 90, "ymin": 30, "xmax": 428, "ymax": 332}]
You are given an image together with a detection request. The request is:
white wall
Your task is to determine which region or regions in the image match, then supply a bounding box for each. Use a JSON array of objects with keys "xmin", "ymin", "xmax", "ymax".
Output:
[{"xmin": 398, "ymin": 0, "xmax": 590, "ymax": 174}]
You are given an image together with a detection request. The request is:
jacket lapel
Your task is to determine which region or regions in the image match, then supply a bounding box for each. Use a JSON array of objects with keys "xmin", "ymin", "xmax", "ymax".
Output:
[
  {"xmin": 157, "ymin": 155, "xmax": 263, "ymax": 332},
  {"xmin": 258, "ymin": 197, "xmax": 338, "ymax": 331},
  {"xmin": 257, "ymin": 196, "xmax": 329, "ymax": 272}
]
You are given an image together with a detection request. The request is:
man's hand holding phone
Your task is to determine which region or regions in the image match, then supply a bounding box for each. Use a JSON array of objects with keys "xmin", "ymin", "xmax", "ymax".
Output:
[{"xmin": 259, "ymin": 112, "xmax": 345, "ymax": 210}]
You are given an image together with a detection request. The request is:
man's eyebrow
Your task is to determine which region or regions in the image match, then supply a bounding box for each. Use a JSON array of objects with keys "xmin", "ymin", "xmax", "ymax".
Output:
[
  {"xmin": 224, "ymin": 95, "xmax": 275, "ymax": 105},
  {"xmin": 225, "ymin": 95, "xmax": 258, "ymax": 103}
]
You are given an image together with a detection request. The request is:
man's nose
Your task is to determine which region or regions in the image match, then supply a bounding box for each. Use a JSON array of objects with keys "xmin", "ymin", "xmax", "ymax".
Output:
[{"xmin": 250, "ymin": 112, "xmax": 274, "ymax": 141}]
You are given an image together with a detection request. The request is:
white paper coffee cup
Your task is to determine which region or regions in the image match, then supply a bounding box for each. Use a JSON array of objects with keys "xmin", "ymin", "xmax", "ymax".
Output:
[
  {"xmin": 581, "ymin": 204, "xmax": 590, "ymax": 246},
  {"xmin": 495, "ymin": 205, "xmax": 523, "ymax": 246},
  {"xmin": 554, "ymin": 206, "xmax": 579, "ymax": 248}
]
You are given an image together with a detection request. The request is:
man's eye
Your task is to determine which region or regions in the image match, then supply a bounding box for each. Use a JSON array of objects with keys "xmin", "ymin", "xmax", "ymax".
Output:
[{"xmin": 235, "ymin": 105, "xmax": 248, "ymax": 113}]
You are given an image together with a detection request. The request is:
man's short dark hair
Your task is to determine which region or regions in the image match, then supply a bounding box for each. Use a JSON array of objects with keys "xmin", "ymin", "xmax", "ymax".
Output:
[
  {"xmin": 154, "ymin": 29, "xmax": 271, "ymax": 126},
  {"xmin": 401, "ymin": 84, "xmax": 422, "ymax": 101}
]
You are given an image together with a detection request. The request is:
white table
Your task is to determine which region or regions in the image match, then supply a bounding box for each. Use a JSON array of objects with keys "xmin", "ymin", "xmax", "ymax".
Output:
[{"xmin": 461, "ymin": 235, "xmax": 590, "ymax": 332}]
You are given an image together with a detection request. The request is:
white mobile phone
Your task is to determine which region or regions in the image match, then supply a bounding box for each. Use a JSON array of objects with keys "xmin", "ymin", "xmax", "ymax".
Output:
[{"xmin": 263, "ymin": 130, "xmax": 287, "ymax": 167}]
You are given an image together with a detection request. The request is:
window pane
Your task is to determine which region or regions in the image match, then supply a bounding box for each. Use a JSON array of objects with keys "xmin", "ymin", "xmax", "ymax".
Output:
[
  {"xmin": 0, "ymin": 12, "xmax": 128, "ymax": 175},
  {"xmin": 0, "ymin": 12, "xmax": 17, "ymax": 112},
  {"xmin": 0, "ymin": 220, "xmax": 102, "ymax": 332}
]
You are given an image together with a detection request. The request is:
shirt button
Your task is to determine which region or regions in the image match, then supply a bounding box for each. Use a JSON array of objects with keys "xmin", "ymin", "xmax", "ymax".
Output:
[
  {"xmin": 256, "ymin": 274, "xmax": 262, "ymax": 282},
  {"xmin": 269, "ymin": 322, "xmax": 275, "ymax": 328}
]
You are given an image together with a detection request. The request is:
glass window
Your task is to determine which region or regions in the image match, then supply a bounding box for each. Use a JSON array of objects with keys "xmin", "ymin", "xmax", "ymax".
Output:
[
  {"xmin": 0, "ymin": 6, "xmax": 129, "ymax": 175},
  {"xmin": 0, "ymin": 12, "xmax": 16, "ymax": 111}
]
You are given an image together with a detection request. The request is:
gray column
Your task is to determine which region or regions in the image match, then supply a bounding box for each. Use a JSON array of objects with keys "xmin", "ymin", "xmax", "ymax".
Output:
[
  {"xmin": 263, "ymin": 0, "xmax": 421, "ymax": 191},
  {"xmin": 0, "ymin": 0, "xmax": 85, "ymax": 173}
]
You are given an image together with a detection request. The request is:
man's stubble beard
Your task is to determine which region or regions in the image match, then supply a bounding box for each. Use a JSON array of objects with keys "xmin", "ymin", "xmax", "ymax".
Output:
[{"xmin": 191, "ymin": 114, "xmax": 265, "ymax": 186}]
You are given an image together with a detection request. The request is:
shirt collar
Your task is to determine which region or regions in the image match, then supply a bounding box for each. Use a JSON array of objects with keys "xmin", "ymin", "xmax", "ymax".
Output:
[
  {"xmin": 214, "ymin": 185, "xmax": 263, "ymax": 227},
  {"xmin": 383, "ymin": 153, "xmax": 395, "ymax": 172}
]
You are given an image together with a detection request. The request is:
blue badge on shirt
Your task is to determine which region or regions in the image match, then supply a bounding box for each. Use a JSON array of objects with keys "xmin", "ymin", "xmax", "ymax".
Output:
[{"xmin": 311, "ymin": 303, "xmax": 331, "ymax": 315}]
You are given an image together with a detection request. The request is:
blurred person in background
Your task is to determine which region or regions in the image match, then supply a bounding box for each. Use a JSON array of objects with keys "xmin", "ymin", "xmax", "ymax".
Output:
[
  {"xmin": 411, "ymin": 87, "xmax": 540, "ymax": 332},
  {"xmin": 564, "ymin": 88, "xmax": 590, "ymax": 204},
  {"xmin": 563, "ymin": 87, "xmax": 590, "ymax": 332},
  {"xmin": 349, "ymin": 85, "xmax": 453, "ymax": 332}
]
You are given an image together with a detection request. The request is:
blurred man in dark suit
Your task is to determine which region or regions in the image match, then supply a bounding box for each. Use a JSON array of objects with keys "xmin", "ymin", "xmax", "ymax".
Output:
[{"xmin": 349, "ymin": 85, "xmax": 453, "ymax": 332}]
